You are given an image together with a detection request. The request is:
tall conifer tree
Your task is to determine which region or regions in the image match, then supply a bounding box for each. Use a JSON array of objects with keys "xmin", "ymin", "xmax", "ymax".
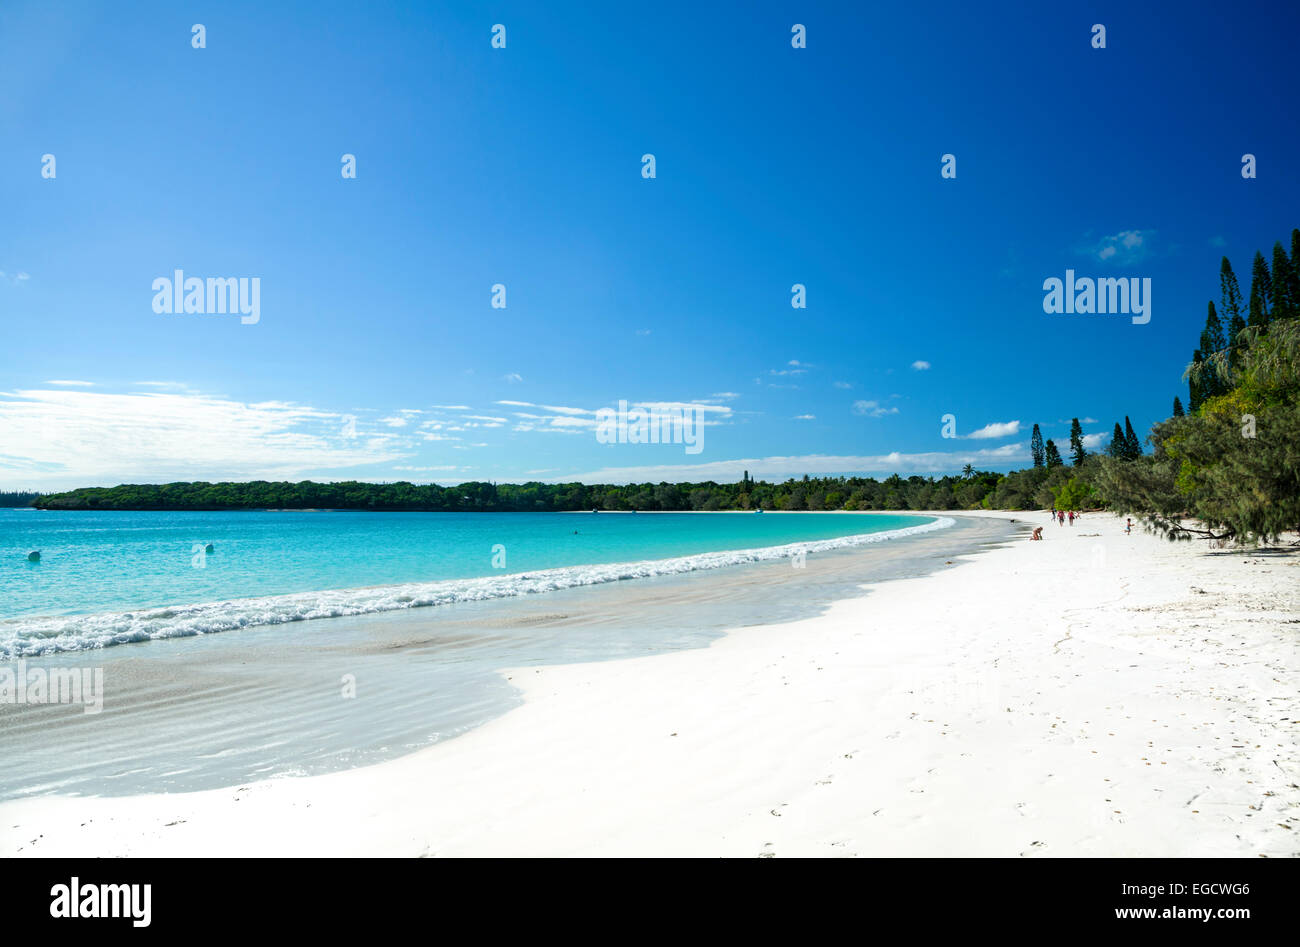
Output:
[
  {"xmin": 1200, "ymin": 301, "xmax": 1226, "ymax": 398},
  {"xmin": 1249, "ymin": 251, "xmax": 1272, "ymax": 329},
  {"xmin": 1044, "ymin": 439, "xmax": 1063, "ymax": 468},
  {"xmin": 1189, "ymin": 350, "xmax": 1204, "ymax": 411},
  {"xmin": 1030, "ymin": 424, "xmax": 1045, "ymax": 468},
  {"xmin": 1123, "ymin": 416, "xmax": 1142, "ymax": 458},
  {"xmin": 1107, "ymin": 422, "xmax": 1126, "ymax": 458},
  {"xmin": 1220, "ymin": 257, "xmax": 1244, "ymax": 329},
  {"xmin": 1272, "ymin": 241, "xmax": 1297, "ymax": 321},
  {"xmin": 1172, "ymin": 396, "xmax": 1184, "ymax": 418},
  {"xmin": 1069, "ymin": 418, "xmax": 1087, "ymax": 466}
]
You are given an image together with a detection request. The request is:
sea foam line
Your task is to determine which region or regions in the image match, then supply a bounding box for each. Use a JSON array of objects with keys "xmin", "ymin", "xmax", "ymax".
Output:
[{"xmin": 1, "ymin": 517, "xmax": 953, "ymax": 658}]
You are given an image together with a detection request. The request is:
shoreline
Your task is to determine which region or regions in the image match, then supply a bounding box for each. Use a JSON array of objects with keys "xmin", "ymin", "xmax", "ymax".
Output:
[
  {"xmin": 0, "ymin": 515, "xmax": 1006, "ymax": 801},
  {"xmin": 0, "ymin": 512, "xmax": 950, "ymax": 658},
  {"xmin": 2, "ymin": 511, "xmax": 1296, "ymax": 857}
]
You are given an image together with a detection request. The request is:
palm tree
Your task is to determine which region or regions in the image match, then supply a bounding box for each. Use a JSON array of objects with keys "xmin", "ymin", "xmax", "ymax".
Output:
[{"xmin": 962, "ymin": 464, "xmax": 974, "ymax": 479}]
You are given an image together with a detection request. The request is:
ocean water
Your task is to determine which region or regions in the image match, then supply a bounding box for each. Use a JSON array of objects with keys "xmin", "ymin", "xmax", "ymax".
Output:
[{"xmin": 0, "ymin": 509, "xmax": 947, "ymax": 657}]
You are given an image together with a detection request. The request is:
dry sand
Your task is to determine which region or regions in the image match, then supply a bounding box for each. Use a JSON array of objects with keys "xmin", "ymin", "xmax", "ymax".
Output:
[{"xmin": 3, "ymin": 511, "xmax": 1296, "ymax": 857}]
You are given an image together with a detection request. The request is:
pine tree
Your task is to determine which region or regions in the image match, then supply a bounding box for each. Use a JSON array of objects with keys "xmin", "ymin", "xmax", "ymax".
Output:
[
  {"xmin": 1220, "ymin": 257, "xmax": 1244, "ymax": 330},
  {"xmin": 1107, "ymin": 422, "xmax": 1126, "ymax": 458},
  {"xmin": 1172, "ymin": 396, "xmax": 1184, "ymax": 418},
  {"xmin": 1272, "ymin": 241, "xmax": 1298, "ymax": 321},
  {"xmin": 1201, "ymin": 301, "xmax": 1226, "ymax": 353},
  {"xmin": 1199, "ymin": 301, "xmax": 1227, "ymax": 399},
  {"xmin": 1124, "ymin": 416, "xmax": 1142, "ymax": 458},
  {"xmin": 1189, "ymin": 350, "xmax": 1203, "ymax": 411},
  {"xmin": 1249, "ymin": 251, "xmax": 1272, "ymax": 329},
  {"xmin": 1030, "ymin": 423, "xmax": 1045, "ymax": 468},
  {"xmin": 1223, "ymin": 258, "xmax": 1249, "ymax": 369},
  {"xmin": 1292, "ymin": 228, "xmax": 1300, "ymax": 274},
  {"xmin": 1044, "ymin": 439, "xmax": 1063, "ymax": 468},
  {"xmin": 1068, "ymin": 418, "xmax": 1087, "ymax": 466}
]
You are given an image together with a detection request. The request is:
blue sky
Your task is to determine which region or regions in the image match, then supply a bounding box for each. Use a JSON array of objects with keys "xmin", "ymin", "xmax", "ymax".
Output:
[{"xmin": 2, "ymin": 0, "xmax": 1298, "ymax": 489}]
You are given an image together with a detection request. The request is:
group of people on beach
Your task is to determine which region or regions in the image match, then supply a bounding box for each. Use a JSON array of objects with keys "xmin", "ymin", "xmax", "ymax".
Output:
[
  {"xmin": 1030, "ymin": 507, "xmax": 1080, "ymax": 540},
  {"xmin": 1030, "ymin": 509, "xmax": 1134, "ymax": 541},
  {"xmin": 1052, "ymin": 508, "xmax": 1078, "ymax": 526}
]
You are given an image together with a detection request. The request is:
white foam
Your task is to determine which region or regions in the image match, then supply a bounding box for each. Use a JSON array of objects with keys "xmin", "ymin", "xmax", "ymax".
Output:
[{"xmin": 0, "ymin": 517, "xmax": 953, "ymax": 657}]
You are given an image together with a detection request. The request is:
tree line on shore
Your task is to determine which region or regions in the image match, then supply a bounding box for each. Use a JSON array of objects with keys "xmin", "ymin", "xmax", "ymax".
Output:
[{"xmin": 0, "ymin": 491, "xmax": 41, "ymax": 507}]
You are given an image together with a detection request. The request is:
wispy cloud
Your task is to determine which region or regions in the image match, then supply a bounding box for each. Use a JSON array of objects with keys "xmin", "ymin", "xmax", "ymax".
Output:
[
  {"xmin": 851, "ymin": 400, "xmax": 899, "ymax": 418},
  {"xmin": 45, "ymin": 380, "xmax": 95, "ymax": 387},
  {"xmin": 910, "ymin": 360, "xmax": 931, "ymax": 371},
  {"xmin": 1091, "ymin": 229, "xmax": 1153, "ymax": 265}
]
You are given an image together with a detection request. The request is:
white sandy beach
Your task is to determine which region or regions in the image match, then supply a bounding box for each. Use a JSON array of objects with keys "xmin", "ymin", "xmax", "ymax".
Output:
[{"xmin": 3, "ymin": 511, "xmax": 1296, "ymax": 858}]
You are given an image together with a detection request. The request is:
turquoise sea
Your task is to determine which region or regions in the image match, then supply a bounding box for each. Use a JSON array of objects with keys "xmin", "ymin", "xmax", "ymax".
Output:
[{"xmin": 0, "ymin": 509, "xmax": 946, "ymax": 657}]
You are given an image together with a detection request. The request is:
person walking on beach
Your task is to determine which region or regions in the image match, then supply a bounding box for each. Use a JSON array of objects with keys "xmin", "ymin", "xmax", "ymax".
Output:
[
  {"xmin": 1057, "ymin": 510, "xmax": 1065, "ymax": 526},
  {"xmin": 1125, "ymin": 518, "xmax": 1133, "ymax": 535},
  {"xmin": 1068, "ymin": 510, "xmax": 1075, "ymax": 526}
]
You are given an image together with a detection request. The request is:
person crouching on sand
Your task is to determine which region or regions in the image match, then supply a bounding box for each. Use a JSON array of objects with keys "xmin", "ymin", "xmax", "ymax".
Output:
[{"xmin": 1031, "ymin": 526, "xmax": 1043, "ymax": 541}]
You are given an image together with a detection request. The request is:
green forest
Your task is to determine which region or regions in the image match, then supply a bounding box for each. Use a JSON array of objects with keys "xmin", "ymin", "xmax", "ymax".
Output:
[
  {"xmin": 20, "ymin": 228, "xmax": 1300, "ymax": 543},
  {"xmin": 0, "ymin": 491, "xmax": 41, "ymax": 508}
]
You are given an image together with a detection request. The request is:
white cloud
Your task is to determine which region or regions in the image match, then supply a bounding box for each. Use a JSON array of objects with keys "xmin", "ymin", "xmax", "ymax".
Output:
[
  {"xmin": 966, "ymin": 420, "xmax": 1021, "ymax": 439},
  {"xmin": 379, "ymin": 416, "xmax": 409, "ymax": 428},
  {"xmin": 1081, "ymin": 433, "xmax": 1106, "ymax": 449},
  {"xmin": 794, "ymin": 414, "xmax": 816, "ymax": 420},
  {"xmin": 502, "ymin": 373, "xmax": 524, "ymax": 383},
  {"xmin": 45, "ymin": 380, "xmax": 95, "ymax": 387},
  {"xmin": 0, "ymin": 388, "xmax": 409, "ymax": 489},
  {"xmin": 833, "ymin": 381, "xmax": 853, "ymax": 389},
  {"xmin": 911, "ymin": 360, "xmax": 931, "ymax": 371},
  {"xmin": 851, "ymin": 400, "xmax": 899, "ymax": 418},
  {"xmin": 1093, "ymin": 229, "xmax": 1153, "ymax": 264}
]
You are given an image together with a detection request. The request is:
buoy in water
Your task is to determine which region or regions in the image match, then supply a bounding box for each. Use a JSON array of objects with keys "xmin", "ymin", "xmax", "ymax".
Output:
[
  {"xmin": 205, "ymin": 543, "xmax": 214, "ymax": 554},
  {"xmin": 27, "ymin": 550, "xmax": 40, "ymax": 562}
]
